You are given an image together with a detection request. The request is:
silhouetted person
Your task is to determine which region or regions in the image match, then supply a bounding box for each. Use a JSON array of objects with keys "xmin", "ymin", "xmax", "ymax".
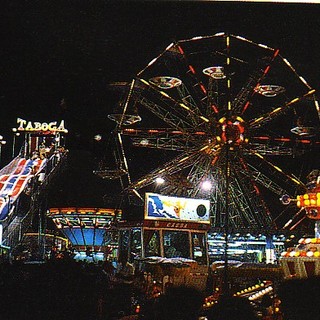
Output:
[
  {"xmin": 278, "ymin": 276, "xmax": 320, "ymax": 320},
  {"xmin": 207, "ymin": 295, "xmax": 259, "ymax": 320},
  {"xmin": 153, "ymin": 285, "xmax": 204, "ymax": 320}
]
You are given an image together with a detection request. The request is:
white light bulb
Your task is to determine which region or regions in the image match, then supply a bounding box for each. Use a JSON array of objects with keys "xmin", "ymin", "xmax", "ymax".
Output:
[{"xmin": 202, "ymin": 180, "xmax": 212, "ymax": 191}]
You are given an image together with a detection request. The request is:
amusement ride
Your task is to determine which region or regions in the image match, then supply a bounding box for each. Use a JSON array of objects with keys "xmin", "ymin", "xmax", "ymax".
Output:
[{"xmin": 104, "ymin": 32, "xmax": 320, "ymax": 234}]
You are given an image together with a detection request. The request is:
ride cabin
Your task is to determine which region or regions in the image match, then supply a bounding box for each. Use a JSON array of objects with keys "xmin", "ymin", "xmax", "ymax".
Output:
[{"xmin": 117, "ymin": 192, "xmax": 211, "ymax": 294}]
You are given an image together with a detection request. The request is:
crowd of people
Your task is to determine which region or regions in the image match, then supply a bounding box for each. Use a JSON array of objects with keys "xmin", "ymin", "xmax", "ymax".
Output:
[{"xmin": 1, "ymin": 257, "xmax": 320, "ymax": 320}]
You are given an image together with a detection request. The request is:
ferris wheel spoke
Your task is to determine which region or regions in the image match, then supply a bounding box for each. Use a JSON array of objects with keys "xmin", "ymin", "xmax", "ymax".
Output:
[
  {"xmin": 240, "ymin": 159, "xmax": 290, "ymax": 195},
  {"xmin": 120, "ymin": 127, "xmax": 205, "ymax": 151},
  {"xmin": 236, "ymin": 160, "xmax": 275, "ymax": 226},
  {"xmin": 131, "ymin": 137, "xmax": 196, "ymax": 151},
  {"xmin": 126, "ymin": 144, "xmax": 216, "ymax": 192},
  {"xmin": 174, "ymin": 42, "xmax": 210, "ymax": 112},
  {"xmin": 252, "ymin": 152, "xmax": 306, "ymax": 191},
  {"xmin": 249, "ymin": 89, "xmax": 316, "ymax": 128},
  {"xmin": 185, "ymin": 155, "xmax": 218, "ymax": 197},
  {"xmin": 235, "ymin": 49, "xmax": 280, "ymax": 115},
  {"xmin": 137, "ymin": 78, "xmax": 209, "ymax": 128},
  {"xmin": 228, "ymin": 176, "xmax": 272, "ymax": 229},
  {"xmin": 245, "ymin": 143, "xmax": 295, "ymax": 156}
]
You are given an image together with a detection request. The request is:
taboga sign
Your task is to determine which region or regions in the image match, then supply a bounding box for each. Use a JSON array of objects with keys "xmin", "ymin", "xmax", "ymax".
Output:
[
  {"xmin": 16, "ymin": 118, "xmax": 68, "ymax": 133},
  {"xmin": 145, "ymin": 192, "xmax": 210, "ymax": 223}
]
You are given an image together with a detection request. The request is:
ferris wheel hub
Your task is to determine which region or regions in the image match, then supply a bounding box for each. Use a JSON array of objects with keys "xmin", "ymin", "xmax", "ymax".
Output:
[{"xmin": 217, "ymin": 117, "xmax": 247, "ymax": 145}]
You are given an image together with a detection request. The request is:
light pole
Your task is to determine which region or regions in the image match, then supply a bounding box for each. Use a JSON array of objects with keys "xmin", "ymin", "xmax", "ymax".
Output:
[
  {"xmin": 12, "ymin": 128, "xmax": 20, "ymax": 158},
  {"xmin": 0, "ymin": 135, "xmax": 7, "ymax": 167}
]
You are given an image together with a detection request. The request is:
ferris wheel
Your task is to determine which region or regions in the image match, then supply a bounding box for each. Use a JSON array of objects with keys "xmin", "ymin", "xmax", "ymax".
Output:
[{"xmin": 107, "ymin": 32, "xmax": 320, "ymax": 233}]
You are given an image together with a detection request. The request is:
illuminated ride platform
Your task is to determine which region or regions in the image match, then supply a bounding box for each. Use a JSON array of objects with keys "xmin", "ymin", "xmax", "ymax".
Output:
[
  {"xmin": 280, "ymin": 171, "xmax": 320, "ymax": 278},
  {"xmin": 117, "ymin": 192, "xmax": 211, "ymax": 293},
  {"xmin": 47, "ymin": 207, "xmax": 121, "ymax": 262}
]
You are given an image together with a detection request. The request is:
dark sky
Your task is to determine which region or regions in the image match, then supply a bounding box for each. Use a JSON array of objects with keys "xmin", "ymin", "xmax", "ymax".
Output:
[{"xmin": 1, "ymin": 1, "xmax": 320, "ymax": 208}]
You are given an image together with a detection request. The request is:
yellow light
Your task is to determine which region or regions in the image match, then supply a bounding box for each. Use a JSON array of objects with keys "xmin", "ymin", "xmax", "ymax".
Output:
[
  {"xmin": 305, "ymin": 199, "xmax": 310, "ymax": 206},
  {"xmin": 273, "ymin": 165, "xmax": 282, "ymax": 172},
  {"xmin": 311, "ymin": 199, "xmax": 316, "ymax": 205},
  {"xmin": 303, "ymin": 194, "xmax": 309, "ymax": 200},
  {"xmin": 297, "ymin": 200, "xmax": 301, "ymax": 207},
  {"xmin": 179, "ymin": 156, "xmax": 190, "ymax": 162},
  {"xmin": 252, "ymin": 117, "xmax": 264, "ymax": 124},
  {"xmin": 200, "ymin": 145, "xmax": 210, "ymax": 151},
  {"xmin": 289, "ymin": 97, "xmax": 299, "ymax": 104},
  {"xmin": 236, "ymin": 116, "xmax": 244, "ymax": 122},
  {"xmin": 160, "ymin": 91, "xmax": 169, "ymax": 98},
  {"xmin": 140, "ymin": 79, "xmax": 149, "ymax": 85},
  {"xmin": 137, "ymin": 179, "xmax": 146, "ymax": 185},
  {"xmin": 179, "ymin": 103, "xmax": 190, "ymax": 110},
  {"xmin": 291, "ymin": 178, "xmax": 302, "ymax": 185},
  {"xmin": 270, "ymin": 107, "xmax": 282, "ymax": 114},
  {"xmin": 200, "ymin": 116, "xmax": 210, "ymax": 122}
]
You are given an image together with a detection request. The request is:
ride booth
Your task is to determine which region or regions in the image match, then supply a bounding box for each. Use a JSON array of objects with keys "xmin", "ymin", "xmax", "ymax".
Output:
[
  {"xmin": 48, "ymin": 207, "xmax": 121, "ymax": 262},
  {"xmin": 280, "ymin": 171, "xmax": 320, "ymax": 278},
  {"xmin": 117, "ymin": 192, "xmax": 211, "ymax": 293}
]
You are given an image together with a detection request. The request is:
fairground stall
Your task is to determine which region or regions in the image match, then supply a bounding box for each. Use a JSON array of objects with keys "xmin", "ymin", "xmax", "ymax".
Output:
[
  {"xmin": 47, "ymin": 207, "xmax": 121, "ymax": 262},
  {"xmin": 117, "ymin": 192, "xmax": 211, "ymax": 293},
  {"xmin": 280, "ymin": 170, "xmax": 320, "ymax": 278}
]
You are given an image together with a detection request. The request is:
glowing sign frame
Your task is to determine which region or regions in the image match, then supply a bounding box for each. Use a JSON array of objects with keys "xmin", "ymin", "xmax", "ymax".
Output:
[{"xmin": 145, "ymin": 193, "xmax": 210, "ymax": 223}]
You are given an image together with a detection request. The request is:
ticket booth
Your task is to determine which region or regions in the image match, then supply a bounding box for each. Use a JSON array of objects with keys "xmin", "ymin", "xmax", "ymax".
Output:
[{"xmin": 117, "ymin": 193, "xmax": 211, "ymax": 292}]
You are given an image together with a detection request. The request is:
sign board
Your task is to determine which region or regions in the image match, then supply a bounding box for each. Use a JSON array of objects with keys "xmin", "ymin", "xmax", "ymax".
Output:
[
  {"xmin": 16, "ymin": 118, "xmax": 68, "ymax": 133},
  {"xmin": 145, "ymin": 193, "xmax": 210, "ymax": 223}
]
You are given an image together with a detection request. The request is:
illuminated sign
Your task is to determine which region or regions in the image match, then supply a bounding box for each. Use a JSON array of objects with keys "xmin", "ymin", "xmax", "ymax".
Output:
[
  {"xmin": 145, "ymin": 193, "xmax": 210, "ymax": 223},
  {"xmin": 16, "ymin": 118, "xmax": 68, "ymax": 133}
]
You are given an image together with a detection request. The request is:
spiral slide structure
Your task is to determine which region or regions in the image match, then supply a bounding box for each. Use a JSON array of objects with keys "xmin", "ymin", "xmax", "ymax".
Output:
[{"xmin": 0, "ymin": 157, "xmax": 47, "ymax": 221}]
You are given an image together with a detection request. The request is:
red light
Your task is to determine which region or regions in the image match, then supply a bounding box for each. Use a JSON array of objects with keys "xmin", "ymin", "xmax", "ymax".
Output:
[
  {"xmin": 242, "ymin": 101, "xmax": 250, "ymax": 113},
  {"xmin": 178, "ymin": 46, "xmax": 184, "ymax": 55},
  {"xmin": 200, "ymin": 83, "xmax": 207, "ymax": 94},
  {"xmin": 189, "ymin": 65, "xmax": 196, "ymax": 74},
  {"xmin": 273, "ymin": 49, "xmax": 280, "ymax": 58},
  {"xmin": 211, "ymin": 105, "xmax": 218, "ymax": 113},
  {"xmin": 263, "ymin": 66, "xmax": 270, "ymax": 75},
  {"xmin": 275, "ymin": 138, "xmax": 290, "ymax": 142}
]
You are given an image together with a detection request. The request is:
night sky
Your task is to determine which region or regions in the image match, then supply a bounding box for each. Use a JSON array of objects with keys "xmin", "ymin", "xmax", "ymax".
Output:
[{"xmin": 1, "ymin": 1, "xmax": 320, "ymax": 210}]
